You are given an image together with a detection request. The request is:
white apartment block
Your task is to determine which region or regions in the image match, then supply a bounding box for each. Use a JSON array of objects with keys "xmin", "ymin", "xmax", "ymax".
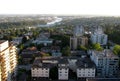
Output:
[
  {"xmin": 32, "ymin": 67, "xmax": 49, "ymax": 78},
  {"xmin": 31, "ymin": 57, "xmax": 58, "ymax": 79},
  {"xmin": 91, "ymin": 27, "xmax": 108, "ymax": 45},
  {"xmin": 31, "ymin": 57, "xmax": 96, "ymax": 80},
  {"xmin": 58, "ymin": 68, "xmax": 69, "ymax": 80},
  {"xmin": 74, "ymin": 25, "xmax": 84, "ymax": 37},
  {"xmin": 31, "ymin": 57, "xmax": 69, "ymax": 80},
  {"xmin": 58, "ymin": 59, "xmax": 69, "ymax": 80},
  {"xmin": 76, "ymin": 58, "xmax": 96, "ymax": 78},
  {"xmin": 91, "ymin": 33, "xmax": 108, "ymax": 45},
  {"xmin": 90, "ymin": 49, "xmax": 119, "ymax": 77},
  {"xmin": 0, "ymin": 40, "xmax": 17, "ymax": 81}
]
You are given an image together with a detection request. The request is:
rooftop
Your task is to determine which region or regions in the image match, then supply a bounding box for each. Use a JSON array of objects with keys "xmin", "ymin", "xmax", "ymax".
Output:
[
  {"xmin": 0, "ymin": 40, "xmax": 7, "ymax": 44},
  {"xmin": 32, "ymin": 57, "xmax": 59, "ymax": 68},
  {"xmin": 76, "ymin": 57, "xmax": 95, "ymax": 68},
  {"xmin": 92, "ymin": 49, "xmax": 118, "ymax": 58},
  {"xmin": 32, "ymin": 57, "xmax": 69, "ymax": 68}
]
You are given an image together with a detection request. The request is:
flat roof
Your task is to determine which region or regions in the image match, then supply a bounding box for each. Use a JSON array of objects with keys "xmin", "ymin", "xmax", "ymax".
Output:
[
  {"xmin": 76, "ymin": 57, "xmax": 96, "ymax": 68},
  {"xmin": 92, "ymin": 49, "xmax": 119, "ymax": 58},
  {"xmin": 32, "ymin": 57, "xmax": 69, "ymax": 68}
]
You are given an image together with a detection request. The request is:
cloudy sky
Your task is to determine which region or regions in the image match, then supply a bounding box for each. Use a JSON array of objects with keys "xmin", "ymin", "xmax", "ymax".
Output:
[{"xmin": 0, "ymin": 0, "xmax": 120, "ymax": 16}]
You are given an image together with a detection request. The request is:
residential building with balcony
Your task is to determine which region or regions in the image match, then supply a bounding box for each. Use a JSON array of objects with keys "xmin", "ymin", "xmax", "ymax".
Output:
[
  {"xmin": 0, "ymin": 40, "xmax": 17, "ymax": 81},
  {"xmin": 90, "ymin": 49, "xmax": 119, "ymax": 77}
]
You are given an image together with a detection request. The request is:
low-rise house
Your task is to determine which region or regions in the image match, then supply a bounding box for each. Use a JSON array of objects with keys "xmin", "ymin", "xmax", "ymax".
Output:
[
  {"xmin": 21, "ymin": 47, "xmax": 38, "ymax": 55},
  {"xmin": 33, "ymin": 38, "xmax": 53, "ymax": 46},
  {"xmin": 41, "ymin": 46, "xmax": 62, "ymax": 57},
  {"xmin": 41, "ymin": 47, "xmax": 51, "ymax": 53},
  {"xmin": 51, "ymin": 46, "xmax": 62, "ymax": 57},
  {"xmin": 21, "ymin": 47, "xmax": 41, "ymax": 64},
  {"xmin": 12, "ymin": 37, "xmax": 23, "ymax": 45}
]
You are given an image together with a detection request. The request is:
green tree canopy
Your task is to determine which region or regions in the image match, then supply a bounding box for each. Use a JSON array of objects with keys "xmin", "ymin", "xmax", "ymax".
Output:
[
  {"xmin": 77, "ymin": 45, "xmax": 87, "ymax": 51},
  {"xmin": 49, "ymin": 66, "xmax": 58, "ymax": 80},
  {"xmin": 92, "ymin": 43, "xmax": 103, "ymax": 51},
  {"xmin": 113, "ymin": 45, "xmax": 120, "ymax": 55},
  {"xmin": 62, "ymin": 46, "xmax": 71, "ymax": 56}
]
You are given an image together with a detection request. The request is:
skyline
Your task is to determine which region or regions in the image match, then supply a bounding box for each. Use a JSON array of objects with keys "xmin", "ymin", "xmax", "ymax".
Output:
[{"xmin": 0, "ymin": 0, "xmax": 120, "ymax": 16}]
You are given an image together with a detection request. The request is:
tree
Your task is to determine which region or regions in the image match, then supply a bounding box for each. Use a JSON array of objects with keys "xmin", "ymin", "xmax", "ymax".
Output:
[
  {"xmin": 22, "ymin": 36, "xmax": 27, "ymax": 43},
  {"xmin": 77, "ymin": 45, "xmax": 87, "ymax": 51},
  {"xmin": 18, "ymin": 44, "xmax": 24, "ymax": 50},
  {"xmin": 62, "ymin": 46, "xmax": 71, "ymax": 56},
  {"xmin": 50, "ymin": 66, "xmax": 58, "ymax": 80},
  {"xmin": 92, "ymin": 43, "xmax": 103, "ymax": 51},
  {"xmin": 113, "ymin": 45, "xmax": 120, "ymax": 55},
  {"xmin": 42, "ymin": 53, "xmax": 50, "ymax": 57},
  {"xmin": 36, "ymin": 44, "xmax": 44, "ymax": 50}
]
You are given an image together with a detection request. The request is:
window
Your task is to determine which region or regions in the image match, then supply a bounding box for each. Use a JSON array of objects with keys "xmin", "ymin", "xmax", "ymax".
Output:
[{"xmin": 65, "ymin": 74, "xmax": 67, "ymax": 76}]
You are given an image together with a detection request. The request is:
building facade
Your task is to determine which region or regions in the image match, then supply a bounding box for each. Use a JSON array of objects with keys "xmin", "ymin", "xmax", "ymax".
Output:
[
  {"xmin": 0, "ymin": 63, "xmax": 1, "ymax": 81},
  {"xmin": 32, "ymin": 67, "xmax": 49, "ymax": 78},
  {"xmin": 70, "ymin": 36, "xmax": 88, "ymax": 50},
  {"xmin": 90, "ymin": 49, "xmax": 119, "ymax": 77},
  {"xmin": 91, "ymin": 33, "xmax": 108, "ymax": 45},
  {"xmin": 90, "ymin": 27, "xmax": 108, "ymax": 45},
  {"xmin": 74, "ymin": 25, "xmax": 84, "ymax": 37},
  {"xmin": 58, "ymin": 59, "xmax": 69, "ymax": 80},
  {"xmin": 0, "ymin": 40, "xmax": 17, "ymax": 81},
  {"xmin": 76, "ymin": 58, "xmax": 96, "ymax": 78},
  {"xmin": 70, "ymin": 37, "xmax": 78, "ymax": 50},
  {"xmin": 31, "ymin": 57, "xmax": 58, "ymax": 80}
]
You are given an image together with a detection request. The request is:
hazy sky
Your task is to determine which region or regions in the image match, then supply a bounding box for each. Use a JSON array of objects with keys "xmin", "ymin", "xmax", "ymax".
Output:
[{"xmin": 0, "ymin": 0, "xmax": 120, "ymax": 16}]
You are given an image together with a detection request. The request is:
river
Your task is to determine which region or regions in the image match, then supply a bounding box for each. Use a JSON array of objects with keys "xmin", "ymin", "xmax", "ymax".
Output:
[{"xmin": 37, "ymin": 17, "xmax": 62, "ymax": 27}]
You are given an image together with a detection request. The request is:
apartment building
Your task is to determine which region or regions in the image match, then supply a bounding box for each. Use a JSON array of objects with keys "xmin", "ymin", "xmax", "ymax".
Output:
[
  {"xmin": 58, "ymin": 58, "xmax": 69, "ymax": 80},
  {"xmin": 0, "ymin": 63, "xmax": 1, "ymax": 81},
  {"xmin": 31, "ymin": 57, "xmax": 69, "ymax": 80},
  {"xmin": 90, "ymin": 49, "xmax": 119, "ymax": 77},
  {"xmin": 70, "ymin": 37, "xmax": 78, "ymax": 50},
  {"xmin": 0, "ymin": 40, "xmax": 17, "ymax": 81},
  {"xmin": 76, "ymin": 58, "xmax": 96, "ymax": 78},
  {"xmin": 90, "ymin": 27, "xmax": 108, "ymax": 45},
  {"xmin": 31, "ymin": 57, "xmax": 96, "ymax": 80},
  {"xmin": 70, "ymin": 36, "xmax": 88, "ymax": 50},
  {"xmin": 31, "ymin": 57, "xmax": 58, "ymax": 80},
  {"xmin": 73, "ymin": 25, "xmax": 84, "ymax": 37}
]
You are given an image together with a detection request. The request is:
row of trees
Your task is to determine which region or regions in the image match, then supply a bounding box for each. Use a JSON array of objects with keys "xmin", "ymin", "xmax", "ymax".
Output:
[{"xmin": 0, "ymin": 20, "xmax": 46, "ymax": 29}]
